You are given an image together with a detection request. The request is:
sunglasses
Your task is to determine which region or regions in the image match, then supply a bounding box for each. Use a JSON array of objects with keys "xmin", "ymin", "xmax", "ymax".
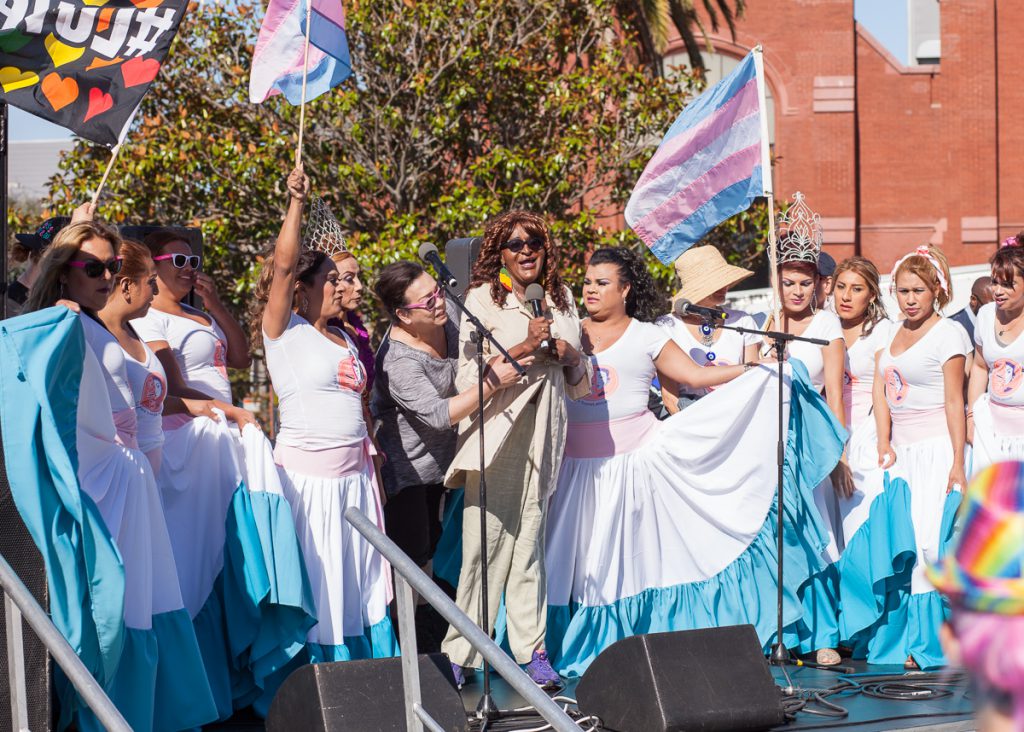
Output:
[
  {"xmin": 68, "ymin": 257, "xmax": 122, "ymax": 278},
  {"xmin": 501, "ymin": 237, "xmax": 545, "ymax": 254},
  {"xmin": 401, "ymin": 287, "xmax": 444, "ymax": 311},
  {"xmin": 153, "ymin": 253, "xmax": 202, "ymax": 270}
]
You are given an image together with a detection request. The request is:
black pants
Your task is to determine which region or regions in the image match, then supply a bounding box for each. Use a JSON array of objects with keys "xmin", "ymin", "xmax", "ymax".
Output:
[{"xmin": 383, "ymin": 482, "xmax": 447, "ymax": 567}]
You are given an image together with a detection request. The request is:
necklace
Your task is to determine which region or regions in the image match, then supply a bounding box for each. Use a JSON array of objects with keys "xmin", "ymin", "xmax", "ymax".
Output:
[
  {"xmin": 699, "ymin": 322, "xmax": 714, "ymax": 347},
  {"xmin": 998, "ymin": 310, "xmax": 1024, "ymax": 338}
]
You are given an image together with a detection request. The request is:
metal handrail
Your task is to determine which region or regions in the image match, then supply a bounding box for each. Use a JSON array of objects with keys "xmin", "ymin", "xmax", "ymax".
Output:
[
  {"xmin": 0, "ymin": 554, "xmax": 130, "ymax": 732},
  {"xmin": 345, "ymin": 507, "xmax": 579, "ymax": 732}
]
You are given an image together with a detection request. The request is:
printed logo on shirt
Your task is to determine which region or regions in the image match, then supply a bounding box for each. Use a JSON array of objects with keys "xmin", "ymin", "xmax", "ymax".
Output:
[
  {"xmin": 140, "ymin": 372, "xmax": 166, "ymax": 414},
  {"xmin": 337, "ymin": 355, "xmax": 367, "ymax": 393},
  {"xmin": 991, "ymin": 358, "xmax": 1023, "ymax": 399},
  {"xmin": 213, "ymin": 340, "xmax": 228, "ymax": 381},
  {"xmin": 581, "ymin": 361, "xmax": 618, "ymax": 403},
  {"xmin": 883, "ymin": 366, "xmax": 908, "ymax": 405},
  {"xmin": 843, "ymin": 369, "xmax": 856, "ymax": 387}
]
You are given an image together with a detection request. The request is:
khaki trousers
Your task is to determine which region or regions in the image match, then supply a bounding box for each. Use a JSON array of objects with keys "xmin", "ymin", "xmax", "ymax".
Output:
[{"xmin": 441, "ymin": 404, "xmax": 547, "ymax": 667}]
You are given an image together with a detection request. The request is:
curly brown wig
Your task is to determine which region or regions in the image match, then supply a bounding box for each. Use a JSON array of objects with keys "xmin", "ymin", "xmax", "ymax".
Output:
[{"xmin": 468, "ymin": 210, "xmax": 570, "ymax": 313}]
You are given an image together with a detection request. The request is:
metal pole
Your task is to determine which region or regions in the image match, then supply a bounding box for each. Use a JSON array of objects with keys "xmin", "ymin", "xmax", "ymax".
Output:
[
  {"xmin": 5, "ymin": 595, "xmax": 27, "ymax": 731},
  {"xmin": 0, "ymin": 556, "xmax": 131, "ymax": 732},
  {"xmin": 1, "ymin": 101, "xmax": 8, "ymax": 320},
  {"xmin": 472, "ymin": 328, "xmax": 496, "ymax": 719},
  {"xmin": 395, "ymin": 574, "xmax": 424, "ymax": 732},
  {"xmin": 345, "ymin": 507, "xmax": 578, "ymax": 732}
]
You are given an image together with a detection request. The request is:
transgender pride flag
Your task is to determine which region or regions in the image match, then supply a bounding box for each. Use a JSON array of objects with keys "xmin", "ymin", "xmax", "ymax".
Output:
[
  {"xmin": 626, "ymin": 50, "xmax": 771, "ymax": 264},
  {"xmin": 250, "ymin": 0, "xmax": 352, "ymax": 105}
]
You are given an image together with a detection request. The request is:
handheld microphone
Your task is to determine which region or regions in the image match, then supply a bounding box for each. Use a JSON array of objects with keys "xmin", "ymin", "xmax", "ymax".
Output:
[
  {"xmin": 417, "ymin": 242, "xmax": 458, "ymax": 289},
  {"xmin": 675, "ymin": 299, "xmax": 728, "ymax": 322},
  {"xmin": 525, "ymin": 283, "xmax": 555, "ymax": 355}
]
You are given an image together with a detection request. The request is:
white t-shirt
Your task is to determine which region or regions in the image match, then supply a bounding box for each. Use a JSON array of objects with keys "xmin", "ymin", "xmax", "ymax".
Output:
[
  {"xmin": 781, "ymin": 310, "xmax": 844, "ymax": 390},
  {"xmin": 975, "ymin": 302, "xmax": 1024, "ymax": 407},
  {"xmin": 123, "ymin": 340, "xmax": 168, "ymax": 454},
  {"xmin": 878, "ymin": 318, "xmax": 972, "ymax": 413},
  {"xmin": 81, "ymin": 314, "xmax": 134, "ymax": 414},
  {"xmin": 264, "ymin": 313, "xmax": 368, "ymax": 450},
  {"xmin": 844, "ymin": 318, "xmax": 896, "ymax": 428},
  {"xmin": 567, "ymin": 319, "xmax": 669, "ymax": 424},
  {"xmin": 132, "ymin": 305, "xmax": 232, "ymax": 404},
  {"xmin": 656, "ymin": 308, "xmax": 760, "ymax": 398}
]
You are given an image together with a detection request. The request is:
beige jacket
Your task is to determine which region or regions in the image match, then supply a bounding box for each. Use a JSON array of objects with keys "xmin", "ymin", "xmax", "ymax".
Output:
[{"xmin": 445, "ymin": 284, "xmax": 591, "ymax": 496}]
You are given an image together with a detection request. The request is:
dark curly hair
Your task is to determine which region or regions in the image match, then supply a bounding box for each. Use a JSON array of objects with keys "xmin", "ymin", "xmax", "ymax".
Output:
[
  {"xmin": 588, "ymin": 247, "xmax": 666, "ymax": 323},
  {"xmin": 248, "ymin": 246, "xmax": 329, "ymax": 349},
  {"xmin": 468, "ymin": 210, "xmax": 570, "ymax": 313}
]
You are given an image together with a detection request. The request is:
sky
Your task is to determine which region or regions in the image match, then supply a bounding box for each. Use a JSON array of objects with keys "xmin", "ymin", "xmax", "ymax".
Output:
[{"xmin": 7, "ymin": 1, "xmax": 909, "ymax": 143}]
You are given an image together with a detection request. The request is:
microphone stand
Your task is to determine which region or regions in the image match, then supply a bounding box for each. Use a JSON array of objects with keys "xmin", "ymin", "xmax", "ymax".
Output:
[
  {"xmin": 435, "ymin": 276, "xmax": 525, "ymax": 724},
  {"xmin": 705, "ymin": 315, "xmax": 828, "ymax": 667}
]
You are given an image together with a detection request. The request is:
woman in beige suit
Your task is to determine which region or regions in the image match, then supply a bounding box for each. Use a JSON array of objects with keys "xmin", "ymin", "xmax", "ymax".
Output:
[{"xmin": 441, "ymin": 211, "xmax": 589, "ymax": 689}]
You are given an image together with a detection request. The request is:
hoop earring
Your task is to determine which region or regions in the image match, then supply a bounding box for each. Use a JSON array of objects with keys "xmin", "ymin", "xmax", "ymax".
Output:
[{"xmin": 810, "ymin": 292, "xmax": 818, "ymax": 314}]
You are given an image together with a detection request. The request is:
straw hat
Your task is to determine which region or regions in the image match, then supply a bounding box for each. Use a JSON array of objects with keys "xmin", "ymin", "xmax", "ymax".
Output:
[
  {"xmin": 671, "ymin": 246, "xmax": 754, "ymax": 306},
  {"xmin": 926, "ymin": 461, "xmax": 1024, "ymax": 615}
]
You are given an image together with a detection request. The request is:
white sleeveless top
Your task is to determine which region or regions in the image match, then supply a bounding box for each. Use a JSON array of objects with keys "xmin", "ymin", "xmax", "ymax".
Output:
[
  {"xmin": 81, "ymin": 314, "xmax": 134, "ymax": 414},
  {"xmin": 656, "ymin": 308, "xmax": 760, "ymax": 398},
  {"xmin": 264, "ymin": 313, "xmax": 368, "ymax": 451},
  {"xmin": 878, "ymin": 318, "xmax": 972, "ymax": 413},
  {"xmin": 132, "ymin": 304, "xmax": 232, "ymax": 404},
  {"xmin": 779, "ymin": 309, "xmax": 844, "ymax": 390},
  {"xmin": 568, "ymin": 320, "xmax": 669, "ymax": 424},
  {"xmin": 844, "ymin": 319, "xmax": 896, "ymax": 428},
  {"xmin": 975, "ymin": 302, "xmax": 1024, "ymax": 407}
]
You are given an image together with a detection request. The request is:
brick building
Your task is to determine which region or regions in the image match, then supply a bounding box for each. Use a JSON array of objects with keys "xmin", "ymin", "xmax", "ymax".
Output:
[{"xmin": 666, "ymin": 0, "xmax": 1020, "ymax": 271}]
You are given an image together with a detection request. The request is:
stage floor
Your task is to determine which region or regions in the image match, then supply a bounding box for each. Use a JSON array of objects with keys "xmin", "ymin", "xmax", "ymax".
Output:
[{"xmin": 457, "ymin": 659, "xmax": 976, "ymax": 732}]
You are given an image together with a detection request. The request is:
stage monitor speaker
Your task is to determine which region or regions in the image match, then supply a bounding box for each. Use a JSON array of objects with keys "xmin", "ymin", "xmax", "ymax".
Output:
[
  {"xmin": 576, "ymin": 625, "xmax": 784, "ymax": 732},
  {"xmin": 0, "ymin": 424, "xmax": 54, "ymax": 732},
  {"xmin": 266, "ymin": 652, "xmax": 468, "ymax": 732},
  {"xmin": 444, "ymin": 237, "xmax": 482, "ymax": 299}
]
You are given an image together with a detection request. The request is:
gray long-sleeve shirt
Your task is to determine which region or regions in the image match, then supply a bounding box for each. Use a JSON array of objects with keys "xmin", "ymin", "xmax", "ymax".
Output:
[{"xmin": 371, "ymin": 318, "xmax": 460, "ymax": 496}]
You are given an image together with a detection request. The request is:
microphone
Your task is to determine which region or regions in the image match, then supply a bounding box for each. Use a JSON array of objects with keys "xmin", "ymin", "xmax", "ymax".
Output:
[
  {"xmin": 525, "ymin": 283, "xmax": 555, "ymax": 355},
  {"xmin": 675, "ymin": 299, "xmax": 728, "ymax": 322},
  {"xmin": 417, "ymin": 242, "xmax": 458, "ymax": 289}
]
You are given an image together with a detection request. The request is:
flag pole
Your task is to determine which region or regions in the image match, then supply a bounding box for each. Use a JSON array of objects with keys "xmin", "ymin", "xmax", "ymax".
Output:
[
  {"xmin": 753, "ymin": 45, "xmax": 780, "ymax": 329},
  {"xmin": 295, "ymin": 0, "xmax": 313, "ymax": 166},
  {"xmin": 91, "ymin": 143, "xmax": 123, "ymax": 208}
]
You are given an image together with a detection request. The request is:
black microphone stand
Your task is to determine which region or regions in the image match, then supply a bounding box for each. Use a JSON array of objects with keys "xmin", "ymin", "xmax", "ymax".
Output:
[
  {"xmin": 705, "ymin": 315, "xmax": 827, "ymax": 667},
  {"xmin": 434, "ymin": 275, "xmax": 526, "ymax": 723}
]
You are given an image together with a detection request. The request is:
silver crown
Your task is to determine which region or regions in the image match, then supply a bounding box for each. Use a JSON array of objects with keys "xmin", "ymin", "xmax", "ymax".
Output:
[
  {"xmin": 304, "ymin": 197, "xmax": 349, "ymax": 257},
  {"xmin": 774, "ymin": 192, "xmax": 822, "ymax": 265}
]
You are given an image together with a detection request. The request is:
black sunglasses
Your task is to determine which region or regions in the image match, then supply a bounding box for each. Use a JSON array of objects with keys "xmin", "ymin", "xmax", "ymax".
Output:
[
  {"xmin": 154, "ymin": 253, "xmax": 202, "ymax": 270},
  {"xmin": 68, "ymin": 257, "xmax": 122, "ymax": 278},
  {"xmin": 501, "ymin": 236, "xmax": 545, "ymax": 254}
]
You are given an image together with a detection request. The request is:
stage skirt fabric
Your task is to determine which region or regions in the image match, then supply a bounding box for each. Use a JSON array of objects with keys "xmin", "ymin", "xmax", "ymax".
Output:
[
  {"xmin": 970, "ymin": 394, "xmax": 1024, "ymax": 475},
  {"xmin": 157, "ymin": 413, "xmax": 317, "ymax": 718},
  {"xmin": 544, "ymin": 362, "xmax": 847, "ymax": 677},
  {"xmin": 838, "ymin": 413, "xmax": 962, "ymax": 669},
  {"xmin": 273, "ymin": 441, "xmax": 399, "ymax": 666},
  {"xmin": 0, "ymin": 308, "xmax": 218, "ymax": 732}
]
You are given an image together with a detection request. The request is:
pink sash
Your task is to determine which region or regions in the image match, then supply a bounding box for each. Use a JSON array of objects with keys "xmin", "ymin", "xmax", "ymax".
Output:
[
  {"xmin": 162, "ymin": 413, "xmax": 192, "ymax": 431},
  {"xmin": 891, "ymin": 407, "xmax": 950, "ymax": 446},
  {"xmin": 112, "ymin": 409, "xmax": 139, "ymax": 450},
  {"xmin": 565, "ymin": 411, "xmax": 659, "ymax": 459},
  {"xmin": 990, "ymin": 402, "xmax": 1024, "ymax": 435}
]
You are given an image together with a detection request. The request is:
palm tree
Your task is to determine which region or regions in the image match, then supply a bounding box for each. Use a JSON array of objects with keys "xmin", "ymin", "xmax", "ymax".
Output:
[{"xmin": 632, "ymin": 0, "xmax": 747, "ymax": 74}]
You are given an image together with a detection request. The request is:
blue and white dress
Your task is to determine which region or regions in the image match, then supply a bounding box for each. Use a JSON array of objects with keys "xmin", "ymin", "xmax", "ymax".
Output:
[{"xmin": 544, "ymin": 319, "xmax": 846, "ymax": 676}]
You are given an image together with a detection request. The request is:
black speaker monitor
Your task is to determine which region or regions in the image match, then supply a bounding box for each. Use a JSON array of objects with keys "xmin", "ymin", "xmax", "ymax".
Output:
[
  {"xmin": 576, "ymin": 625, "xmax": 784, "ymax": 732},
  {"xmin": 444, "ymin": 237, "xmax": 483, "ymax": 299},
  {"xmin": 266, "ymin": 653, "xmax": 468, "ymax": 732}
]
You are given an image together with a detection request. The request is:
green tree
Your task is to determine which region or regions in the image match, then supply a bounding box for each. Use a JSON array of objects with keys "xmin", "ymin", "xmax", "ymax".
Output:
[
  {"xmin": 629, "ymin": 0, "xmax": 747, "ymax": 72},
  {"xmin": 48, "ymin": 0, "xmax": 697, "ymax": 315}
]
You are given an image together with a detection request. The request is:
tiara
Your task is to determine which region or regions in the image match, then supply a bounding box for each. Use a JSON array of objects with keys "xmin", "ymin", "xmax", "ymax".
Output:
[
  {"xmin": 304, "ymin": 197, "xmax": 349, "ymax": 257},
  {"xmin": 774, "ymin": 192, "xmax": 822, "ymax": 265}
]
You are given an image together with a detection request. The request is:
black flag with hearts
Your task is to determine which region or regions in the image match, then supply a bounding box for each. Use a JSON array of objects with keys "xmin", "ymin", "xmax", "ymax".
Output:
[{"xmin": 0, "ymin": 0, "xmax": 188, "ymax": 146}]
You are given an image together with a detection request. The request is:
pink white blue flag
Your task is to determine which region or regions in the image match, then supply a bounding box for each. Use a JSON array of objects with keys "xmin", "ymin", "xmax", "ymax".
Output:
[
  {"xmin": 250, "ymin": 0, "xmax": 352, "ymax": 105},
  {"xmin": 626, "ymin": 50, "xmax": 769, "ymax": 264}
]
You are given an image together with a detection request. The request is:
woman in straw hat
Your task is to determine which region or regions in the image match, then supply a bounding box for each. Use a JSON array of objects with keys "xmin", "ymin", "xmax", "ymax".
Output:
[
  {"xmin": 544, "ymin": 247, "xmax": 847, "ymax": 677},
  {"xmin": 928, "ymin": 461, "xmax": 1024, "ymax": 731},
  {"xmin": 656, "ymin": 245, "xmax": 761, "ymax": 413}
]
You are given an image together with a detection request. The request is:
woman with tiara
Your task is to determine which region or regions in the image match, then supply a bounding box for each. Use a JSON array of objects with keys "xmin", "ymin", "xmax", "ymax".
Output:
[
  {"xmin": 761, "ymin": 193, "xmax": 851, "ymax": 666},
  {"xmin": 20, "ymin": 222, "xmax": 217, "ymax": 731},
  {"xmin": 655, "ymin": 245, "xmax": 760, "ymax": 412},
  {"xmin": 967, "ymin": 235, "xmax": 1024, "ymax": 473},
  {"xmin": 544, "ymin": 247, "xmax": 846, "ymax": 677},
  {"xmin": 840, "ymin": 244, "xmax": 970, "ymax": 669},
  {"xmin": 252, "ymin": 165, "xmax": 397, "ymax": 667},
  {"xmin": 134, "ymin": 228, "xmax": 315, "ymax": 717}
]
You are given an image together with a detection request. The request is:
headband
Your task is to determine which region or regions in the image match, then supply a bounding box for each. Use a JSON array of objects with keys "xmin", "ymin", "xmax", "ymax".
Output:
[
  {"xmin": 890, "ymin": 245, "xmax": 949, "ymax": 297},
  {"xmin": 1001, "ymin": 236, "xmax": 1022, "ymax": 249}
]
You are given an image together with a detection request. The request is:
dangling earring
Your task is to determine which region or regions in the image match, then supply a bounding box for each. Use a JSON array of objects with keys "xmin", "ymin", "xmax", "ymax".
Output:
[
  {"xmin": 498, "ymin": 267, "xmax": 513, "ymax": 293},
  {"xmin": 59, "ymin": 280, "xmax": 66, "ymax": 299},
  {"xmin": 301, "ymin": 297, "xmax": 310, "ymax": 314},
  {"xmin": 811, "ymin": 292, "xmax": 818, "ymax": 314}
]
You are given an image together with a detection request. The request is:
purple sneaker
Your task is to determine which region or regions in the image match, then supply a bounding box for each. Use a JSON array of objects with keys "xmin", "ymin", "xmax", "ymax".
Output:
[
  {"xmin": 525, "ymin": 650, "xmax": 560, "ymax": 689},
  {"xmin": 450, "ymin": 662, "xmax": 465, "ymax": 689}
]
